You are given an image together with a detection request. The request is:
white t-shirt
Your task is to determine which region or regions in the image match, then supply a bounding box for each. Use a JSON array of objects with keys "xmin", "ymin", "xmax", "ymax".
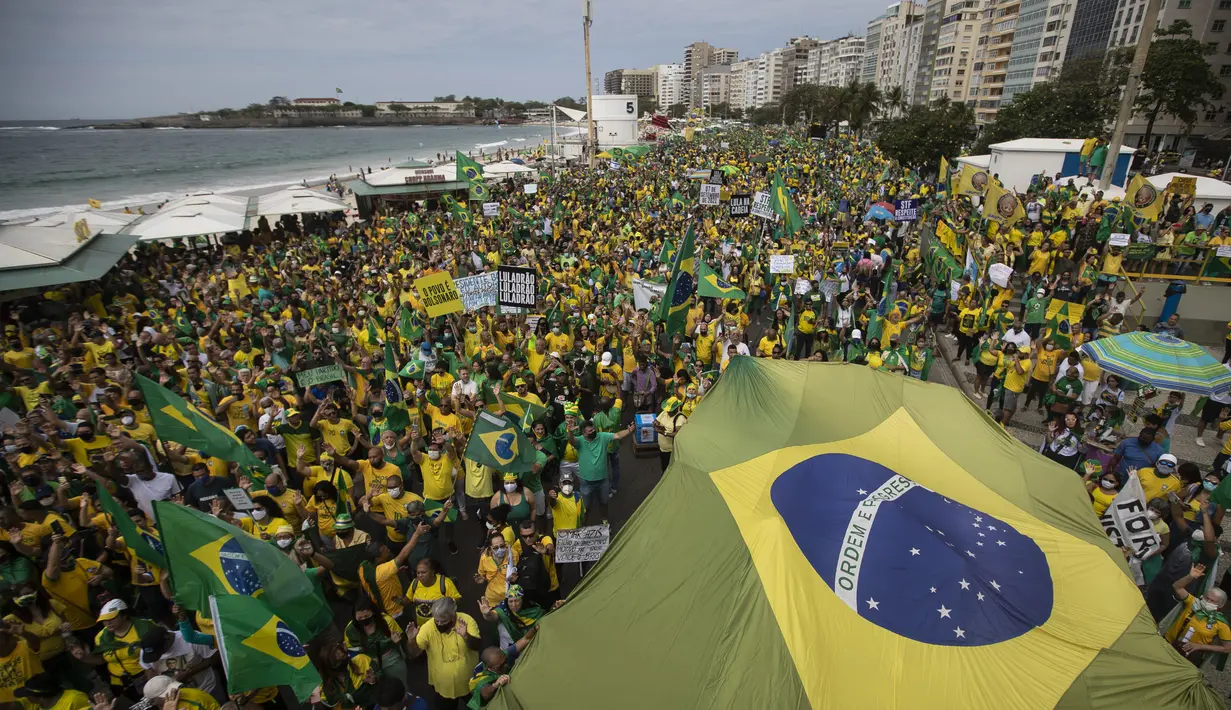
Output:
[
  {"xmin": 1001, "ymin": 329, "xmax": 1032, "ymax": 350},
  {"xmin": 451, "ymin": 379, "xmax": 479, "ymax": 400},
  {"xmin": 127, "ymin": 471, "xmax": 182, "ymax": 518},
  {"xmin": 140, "ymin": 631, "xmax": 219, "ymax": 694}
]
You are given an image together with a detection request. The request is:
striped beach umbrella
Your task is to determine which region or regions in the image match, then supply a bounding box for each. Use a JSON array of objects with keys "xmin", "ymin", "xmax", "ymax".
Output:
[{"xmin": 1079, "ymin": 332, "xmax": 1231, "ymax": 396}]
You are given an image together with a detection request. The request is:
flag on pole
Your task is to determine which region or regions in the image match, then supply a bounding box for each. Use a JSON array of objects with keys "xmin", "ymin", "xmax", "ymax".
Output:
[
  {"xmin": 153, "ymin": 501, "xmax": 332, "ymax": 639},
  {"xmin": 456, "ymin": 151, "xmax": 485, "ymax": 183},
  {"xmin": 984, "ymin": 182, "xmax": 1025, "ymax": 226},
  {"xmin": 210, "ymin": 594, "xmax": 322, "ymax": 702},
  {"xmin": 697, "ymin": 263, "xmax": 746, "ymax": 299},
  {"xmin": 465, "ymin": 411, "xmax": 539, "ymax": 472},
  {"xmin": 335, "ymin": 87, "xmax": 343, "ymax": 94},
  {"xmin": 1126, "ymin": 173, "xmax": 1164, "ymax": 221},
  {"xmin": 656, "ymin": 239, "xmax": 676, "ymax": 265},
  {"xmin": 134, "ymin": 374, "xmax": 268, "ymax": 473},
  {"xmin": 770, "ymin": 173, "xmax": 803, "ymax": 234},
  {"xmin": 383, "ymin": 342, "xmax": 411, "ymax": 431},
  {"xmin": 469, "ymin": 182, "xmax": 490, "ymax": 202},
  {"xmin": 655, "ymin": 224, "xmax": 697, "ymax": 336},
  {"xmin": 97, "ymin": 485, "xmax": 166, "ymax": 568}
]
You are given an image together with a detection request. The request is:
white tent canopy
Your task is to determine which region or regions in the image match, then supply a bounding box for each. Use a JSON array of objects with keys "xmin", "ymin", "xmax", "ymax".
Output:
[
  {"xmin": 482, "ymin": 161, "xmax": 537, "ymax": 178},
  {"xmin": 364, "ymin": 164, "xmax": 458, "ymax": 187},
  {"xmin": 125, "ymin": 192, "xmax": 250, "ymax": 241},
  {"xmin": 26, "ymin": 209, "xmax": 139, "ymax": 231},
  {"xmin": 554, "ymin": 105, "xmax": 587, "ymax": 122},
  {"xmin": 255, "ymin": 186, "xmax": 348, "ymax": 216},
  {"xmin": 0, "ymin": 223, "xmax": 104, "ymax": 269},
  {"xmin": 1148, "ymin": 172, "xmax": 1231, "ymax": 212}
]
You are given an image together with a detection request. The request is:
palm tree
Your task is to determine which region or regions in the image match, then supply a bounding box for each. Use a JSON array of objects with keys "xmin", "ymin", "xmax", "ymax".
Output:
[
  {"xmin": 884, "ymin": 86, "xmax": 906, "ymax": 119},
  {"xmin": 847, "ymin": 82, "xmax": 882, "ymax": 134}
]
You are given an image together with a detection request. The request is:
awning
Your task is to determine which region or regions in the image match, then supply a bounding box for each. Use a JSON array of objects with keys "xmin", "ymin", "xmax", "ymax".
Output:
[{"xmin": 0, "ymin": 232, "xmax": 140, "ymax": 291}]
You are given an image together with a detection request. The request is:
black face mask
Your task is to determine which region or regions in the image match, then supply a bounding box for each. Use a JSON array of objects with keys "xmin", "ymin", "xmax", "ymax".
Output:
[
  {"xmin": 435, "ymin": 619, "xmax": 454, "ymax": 633},
  {"xmin": 21, "ymin": 474, "xmax": 40, "ymax": 486}
]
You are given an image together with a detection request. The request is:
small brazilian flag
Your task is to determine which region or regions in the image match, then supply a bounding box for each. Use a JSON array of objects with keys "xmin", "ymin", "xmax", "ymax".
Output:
[
  {"xmin": 383, "ymin": 342, "xmax": 411, "ymax": 431},
  {"xmin": 669, "ymin": 192, "xmax": 688, "ymax": 212},
  {"xmin": 456, "ymin": 151, "xmax": 485, "ymax": 184},
  {"xmin": 210, "ymin": 594, "xmax": 321, "ymax": 702},
  {"xmin": 97, "ymin": 485, "xmax": 166, "ymax": 568},
  {"xmin": 470, "ymin": 182, "xmax": 490, "ymax": 202},
  {"xmin": 1044, "ymin": 300, "xmax": 1084, "ymax": 349},
  {"xmin": 654, "ymin": 224, "xmax": 696, "ymax": 336},
  {"xmin": 697, "ymin": 262, "xmax": 746, "ymax": 300},
  {"xmin": 441, "ymin": 194, "xmax": 458, "ymax": 210},
  {"xmin": 153, "ymin": 501, "xmax": 332, "ymax": 639},
  {"xmin": 657, "ymin": 239, "xmax": 676, "ymax": 264},
  {"xmin": 464, "ymin": 411, "xmax": 538, "ymax": 473}
]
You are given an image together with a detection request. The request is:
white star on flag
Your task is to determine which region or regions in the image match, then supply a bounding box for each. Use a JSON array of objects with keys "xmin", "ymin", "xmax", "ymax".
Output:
[
  {"xmin": 974, "ymin": 515, "xmax": 982, "ymax": 522},
  {"xmin": 910, "ymin": 548, "xmax": 921, "ymax": 556},
  {"xmin": 857, "ymin": 489, "xmax": 868, "ymax": 495},
  {"xmin": 990, "ymin": 580, "xmax": 1001, "ymax": 591},
  {"xmin": 966, "ymin": 550, "xmax": 976, "ymax": 558},
  {"xmin": 977, "ymin": 592, "xmax": 985, "ymax": 601},
  {"xmin": 929, "ymin": 587, "xmax": 937, "ymax": 593},
  {"xmin": 866, "ymin": 598, "xmax": 879, "ymax": 610},
  {"xmin": 977, "ymin": 532, "xmax": 985, "ymax": 537},
  {"xmin": 954, "ymin": 627, "xmax": 965, "ymax": 638},
  {"xmin": 988, "ymin": 525, "xmax": 997, "ymax": 531},
  {"xmin": 996, "ymin": 540, "xmax": 1007, "ymax": 546},
  {"xmin": 976, "ymin": 541, "xmax": 983, "ymax": 546},
  {"xmin": 938, "ymin": 605, "xmax": 951, "ymax": 618},
  {"xmin": 959, "ymin": 578, "xmax": 971, "ymax": 590}
]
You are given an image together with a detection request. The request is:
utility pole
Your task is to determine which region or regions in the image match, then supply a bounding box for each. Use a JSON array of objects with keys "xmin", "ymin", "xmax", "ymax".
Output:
[
  {"xmin": 583, "ymin": 0, "xmax": 596, "ymax": 169},
  {"xmin": 1100, "ymin": 0, "xmax": 1163, "ymax": 190}
]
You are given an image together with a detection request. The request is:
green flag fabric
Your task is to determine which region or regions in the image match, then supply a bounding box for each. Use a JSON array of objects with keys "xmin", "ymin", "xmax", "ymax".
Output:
[
  {"xmin": 97, "ymin": 485, "xmax": 166, "ymax": 568},
  {"xmin": 134, "ymin": 374, "xmax": 268, "ymax": 472},
  {"xmin": 210, "ymin": 594, "xmax": 322, "ymax": 702},
  {"xmin": 382, "ymin": 342, "xmax": 412, "ymax": 431},
  {"xmin": 153, "ymin": 501, "xmax": 332, "ymax": 639},
  {"xmin": 697, "ymin": 262, "xmax": 747, "ymax": 300},
  {"xmin": 497, "ymin": 392, "xmax": 549, "ymax": 422},
  {"xmin": 770, "ymin": 173, "xmax": 803, "ymax": 235},
  {"xmin": 656, "ymin": 239, "xmax": 676, "ymax": 265},
  {"xmin": 655, "ymin": 224, "xmax": 697, "ymax": 336},
  {"xmin": 464, "ymin": 411, "xmax": 538, "ymax": 473},
  {"xmin": 469, "ymin": 182, "xmax": 491, "ymax": 202},
  {"xmin": 456, "ymin": 151, "xmax": 485, "ymax": 184}
]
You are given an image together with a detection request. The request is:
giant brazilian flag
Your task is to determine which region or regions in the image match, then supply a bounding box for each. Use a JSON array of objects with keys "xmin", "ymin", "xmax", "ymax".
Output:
[{"xmin": 491, "ymin": 360, "xmax": 1221, "ymax": 710}]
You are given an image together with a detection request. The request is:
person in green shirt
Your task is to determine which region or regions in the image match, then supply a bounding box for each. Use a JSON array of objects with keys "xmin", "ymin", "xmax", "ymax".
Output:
[
  {"xmin": 591, "ymin": 397, "xmax": 624, "ymax": 496},
  {"xmin": 1022, "ymin": 288, "xmax": 1049, "ymax": 340},
  {"xmin": 566, "ymin": 419, "xmax": 634, "ymax": 525}
]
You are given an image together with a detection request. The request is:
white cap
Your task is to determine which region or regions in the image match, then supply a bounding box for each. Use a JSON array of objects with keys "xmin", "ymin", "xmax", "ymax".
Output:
[
  {"xmin": 1157, "ymin": 453, "xmax": 1178, "ymax": 470},
  {"xmin": 97, "ymin": 598, "xmax": 128, "ymax": 621},
  {"xmin": 851, "ymin": 329, "xmax": 863, "ymax": 340},
  {"xmin": 600, "ymin": 352, "xmax": 613, "ymax": 365},
  {"xmin": 143, "ymin": 676, "xmax": 183, "ymax": 700}
]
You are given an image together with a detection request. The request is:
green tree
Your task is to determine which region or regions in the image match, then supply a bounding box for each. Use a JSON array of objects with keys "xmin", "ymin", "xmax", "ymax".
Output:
[
  {"xmin": 749, "ymin": 104, "xmax": 780, "ymax": 125},
  {"xmin": 434, "ymin": 94, "xmax": 457, "ymax": 102},
  {"xmin": 882, "ymin": 85, "xmax": 907, "ymax": 119},
  {"xmin": 1135, "ymin": 20, "xmax": 1225, "ymax": 148},
  {"xmin": 668, "ymin": 102, "xmax": 687, "ymax": 118},
  {"xmin": 876, "ymin": 101, "xmax": 977, "ymax": 171},
  {"xmin": 977, "ymin": 53, "xmax": 1123, "ymax": 151},
  {"xmin": 640, "ymin": 96, "xmax": 660, "ymax": 116},
  {"xmin": 554, "ymin": 96, "xmax": 585, "ymax": 110},
  {"xmin": 782, "ymin": 85, "xmax": 826, "ymax": 125},
  {"xmin": 359, "ymin": 105, "xmax": 377, "ymax": 118}
]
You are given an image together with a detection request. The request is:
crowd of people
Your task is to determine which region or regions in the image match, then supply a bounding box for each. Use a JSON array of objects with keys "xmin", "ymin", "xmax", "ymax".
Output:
[{"xmin": 2, "ymin": 124, "xmax": 1231, "ymax": 709}]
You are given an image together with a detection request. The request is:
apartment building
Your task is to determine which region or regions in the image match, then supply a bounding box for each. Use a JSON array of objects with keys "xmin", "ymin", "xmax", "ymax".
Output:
[
  {"xmin": 1002, "ymin": 0, "xmax": 1075, "ymax": 102},
  {"xmin": 876, "ymin": 2, "xmax": 929, "ymax": 102},
  {"xmin": 816, "ymin": 35, "xmax": 868, "ymax": 86},
  {"xmin": 864, "ymin": 13, "xmax": 887, "ymax": 82},
  {"xmin": 651, "ymin": 63, "xmax": 686, "ymax": 108},
  {"xmin": 729, "ymin": 59, "xmax": 756, "ymax": 111},
  {"xmin": 930, "ymin": 0, "xmax": 985, "ymax": 105},
  {"xmin": 683, "ymin": 42, "xmax": 739, "ymax": 107},
  {"xmin": 1065, "ymin": 0, "xmax": 1118, "ymax": 59},
  {"xmin": 700, "ymin": 65, "xmax": 733, "ymax": 113},
  {"xmin": 974, "ymin": 0, "xmax": 1022, "ymax": 123}
]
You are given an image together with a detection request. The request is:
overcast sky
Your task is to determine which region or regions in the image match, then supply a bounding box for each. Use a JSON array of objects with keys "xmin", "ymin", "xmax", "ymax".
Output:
[{"xmin": 0, "ymin": 0, "xmax": 869, "ymax": 120}]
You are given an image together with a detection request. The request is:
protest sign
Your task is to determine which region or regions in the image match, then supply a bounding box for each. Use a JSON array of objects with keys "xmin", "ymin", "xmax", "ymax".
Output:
[
  {"xmin": 555, "ymin": 524, "xmax": 611, "ymax": 564},
  {"xmin": 414, "ymin": 271, "xmax": 464, "ymax": 317},
  {"xmin": 894, "ymin": 198, "xmax": 918, "ymax": 222},
  {"xmin": 751, "ymin": 191, "xmax": 776, "ymax": 219},
  {"xmin": 769, "ymin": 254, "xmax": 796, "ymax": 274},
  {"xmin": 1108, "ymin": 233, "xmax": 1131, "ymax": 247},
  {"xmin": 295, "ymin": 364, "xmax": 344, "ymax": 389},
  {"xmin": 1218, "ymin": 245, "xmax": 1231, "ymax": 258},
  {"xmin": 794, "ymin": 278, "xmax": 812, "ymax": 295},
  {"xmin": 482, "ymin": 202, "xmax": 499, "ymax": 217},
  {"xmin": 1167, "ymin": 176, "xmax": 1196, "ymax": 196},
  {"xmin": 632, "ymin": 278, "xmax": 666, "ymax": 311},
  {"xmin": 454, "ymin": 272, "xmax": 499, "ymax": 312},
  {"xmin": 820, "ymin": 279, "xmax": 840, "ymax": 303},
  {"xmin": 1098, "ymin": 472, "xmax": 1160, "ymax": 584},
  {"xmin": 728, "ymin": 193, "xmax": 751, "ymax": 217},
  {"xmin": 524, "ymin": 183, "xmax": 538, "ymax": 194},
  {"xmin": 699, "ymin": 183, "xmax": 721, "ymax": 206},
  {"xmin": 498, "ymin": 266, "xmax": 537, "ymax": 308}
]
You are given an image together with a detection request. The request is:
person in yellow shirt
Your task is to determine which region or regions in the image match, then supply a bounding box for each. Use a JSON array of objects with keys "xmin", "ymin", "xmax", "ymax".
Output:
[
  {"xmin": 1163, "ymin": 563, "xmax": 1231, "ymax": 665},
  {"xmin": 313, "ymin": 404, "xmax": 360, "ymax": 457},
  {"xmin": 1137, "ymin": 454, "xmax": 1182, "ymax": 504},
  {"xmin": 411, "ymin": 435, "xmax": 463, "ymax": 555},
  {"xmin": 405, "ymin": 598, "xmax": 480, "ymax": 706},
  {"xmin": 756, "ymin": 326, "xmax": 782, "ymax": 357},
  {"xmin": 11, "ymin": 672, "xmax": 91, "ymax": 710},
  {"xmin": 41, "ymin": 535, "xmax": 113, "ymax": 632},
  {"xmin": 1023, "ymin": 338, "xmax": 1063, "ymax": 413},
  {"xmin": 406, "ymin": 558, "xmax": 462, "ymax": 629},
  {"xmin": 363, "ymin": 475, "xmax": 422, "ymax": 545},
  {"xmin": 0, "ymin": 630, "xmax": 42, "ymax": 705},
  {"xmin": 546, "ymin": 474, "xmax": 585, "ymax": 535},
  {"xmin": 214, "ymin": 382, "xmax": 258, "ymax": 432}
]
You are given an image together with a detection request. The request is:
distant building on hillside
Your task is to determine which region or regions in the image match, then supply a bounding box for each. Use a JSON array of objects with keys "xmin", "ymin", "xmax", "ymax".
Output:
[
  {"xmin": 292, "ymin": 98, "xmax": 341, "ymax": 106},
  {"xmin": 374, "ymin": 101, "xmax": 464, "ymax": 117}
]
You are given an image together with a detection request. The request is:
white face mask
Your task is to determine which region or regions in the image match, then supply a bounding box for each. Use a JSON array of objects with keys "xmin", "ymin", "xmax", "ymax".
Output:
[
  {"xmin": 427, "ymin": 450, "xmax": 441, "ymax": 461},
  {"xmin": 1196, "ymin": 598, "xmax": 1220, "ymax": 612},
  {"xmin": 387, "ymin": 487, "xmax": 402, "ymax": 498},
  {"xmin": 503, "ymin": 482, "xmax": 518, "ymax": 492},
  {"xmin": 1100, "ymin": 479, "xmax": 1116, "ymax": 490},
  {"xmin": 561, "ymin": 484, "xmax": 573, "ymax": 495},
  {"xmin": 383, "ymin": 442, "xmax": 395, "ymax": 451},
  {"xmin": 252, "ymin": 509, "xmax": 268, "ymax": 521},
  {"xmin": 38, "ymin": 497, "xmax": 55, "ymax": 506},
  {"xmin": 121, "ymin": 415, "xmax": 135, "ymax": 426},
  {"xmin": 1146, "ymin": 510, "xmax": 1160, "ymax": 521},
  {"xmin": 485, "ymin": 522, "xmax": 497, "ymax": 531},
  {"xmin": 276, "ymin": 537, "xmax": 294, "ymax": 549}
]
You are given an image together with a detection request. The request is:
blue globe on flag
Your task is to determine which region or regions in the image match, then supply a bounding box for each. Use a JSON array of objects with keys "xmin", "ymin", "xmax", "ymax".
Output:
[
  {"xmin": 275, "ymin": 621, "xmax": 307, "ymax": 658},
  {"xmin": 771, "ymin": 453, "xmax": 1053, "ymax": 646},
  {"xmin": 219, "ymin": 538, "xmax": 263, "ymax": 596},
  {"xmin": 671, "ymin": 272, "xmax": 695, "ymax": 306},
  {"xmin": 494, "ymin": 432, "xmax": 517, "ymax": 460}
]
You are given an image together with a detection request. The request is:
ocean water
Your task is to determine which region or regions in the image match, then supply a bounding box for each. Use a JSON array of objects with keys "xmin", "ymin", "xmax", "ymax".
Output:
[{"xmin": 0, "ymin": 121, "xmax": 566, "ymax": 220}]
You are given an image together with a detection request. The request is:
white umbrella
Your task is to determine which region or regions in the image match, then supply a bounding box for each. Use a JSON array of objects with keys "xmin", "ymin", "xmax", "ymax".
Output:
[{"xmin": 255, "ymin": 187, "xmax": 348, "ymax": 216}]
